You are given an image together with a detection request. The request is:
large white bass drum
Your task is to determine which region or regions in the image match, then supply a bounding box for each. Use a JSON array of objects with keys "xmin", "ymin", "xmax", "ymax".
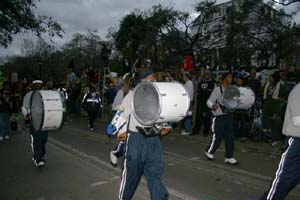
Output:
[
  {"xmin": 133, "ymin": 82, "xmax": 190, "ymax": 126},
  {"xmin": 236, "ymin": 87, "xmax": 255, "ymax": 110},
  {"xmin": 220, "ymin": 86, "xmax": 255, "ymax": 112},
  {"xmin": 30, "ymin": 90, "xmax": 64, "ymax": 131}
]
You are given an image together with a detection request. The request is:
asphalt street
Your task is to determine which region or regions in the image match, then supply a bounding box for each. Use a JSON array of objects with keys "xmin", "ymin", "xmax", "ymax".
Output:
[{"xmin": 1, "ymin": 116, "xmax": 300, "ymax": 200}]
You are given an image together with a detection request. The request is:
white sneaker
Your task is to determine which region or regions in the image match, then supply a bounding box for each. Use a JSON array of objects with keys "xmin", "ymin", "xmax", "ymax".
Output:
[
  {"xmin": 110, "ymin": 151, "xmax": 117, "ymax": 167},
  {"xmin": 225, "ymin": 158, "xmax": 238, "ymax": 165},
  {"xmin": 4, "ymin": 136, "xmax": 9, "ymax": 140},
  {"xmin": 37, "ymin": 161, "xmax": 45, "ymax": 167},
  {"xmin": 204, "ymin": 151, "xmax": 214, "ymax": 160},
  {"xmin": 35, "ymin": 160, "xmax": 45, "ymax": 168},
  {"xmin": 90, "ymin": 128, "xmax": 94, "ymax": 131},
  {"xmin": 181, "ymin": 131, "xmax": 191, "ymax": 136},
  {"xmin": 0, "ymin": 136, "xmax": 3, "ymax": 141}
]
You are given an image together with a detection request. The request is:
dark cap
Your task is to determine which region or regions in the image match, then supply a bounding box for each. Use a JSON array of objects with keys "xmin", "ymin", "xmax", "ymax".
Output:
[
  {"xmin": 221, "ymin": 72, "xmax": 231, "ymax": 80},
  {"xmin": 141, "ymin": 70, "xmax": 154, "ymax": 80},
  {"xmin": 184, "ymin": 72, "xmax": 192, "ymax": 80}
]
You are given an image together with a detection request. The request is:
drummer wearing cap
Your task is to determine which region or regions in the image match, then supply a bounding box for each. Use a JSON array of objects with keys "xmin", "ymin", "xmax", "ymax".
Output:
[
  {"xmin": 22, "ymin": 80, "xmax": 48, "ymax": 168},
  {"xmin": 204, "ymin": 73, "xmax": 238, "ymax": 165},
  {"xmin": 107, "ymin": 70, "xmax": 169, "ymax": 200}
]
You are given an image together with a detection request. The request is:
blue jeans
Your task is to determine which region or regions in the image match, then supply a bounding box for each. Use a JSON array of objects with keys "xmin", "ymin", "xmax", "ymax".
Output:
[
  {"xmin": 0, "ymin": 113, "xmax": 10, "ymax": 137},
  {"xmin": 184, "ymin": 116, "xmax": 192, "ymax": 133}
]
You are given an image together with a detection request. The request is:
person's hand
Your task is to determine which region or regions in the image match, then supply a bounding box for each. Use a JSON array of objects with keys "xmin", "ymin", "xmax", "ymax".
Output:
[
  {"xmin": 161, "ymin": 128, "xmax": 171, "ymax": 136},
  {"xmin": 118, "ymin": 132, "xmax": 126, "ymax": 141},
  {"xmin": 211, "ymin": 104, "xmax": 219, "ymax": 111}
]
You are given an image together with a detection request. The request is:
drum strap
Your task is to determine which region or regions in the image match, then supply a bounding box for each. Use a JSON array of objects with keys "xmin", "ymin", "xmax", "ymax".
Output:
[
  {"xmin": 126, "ymin": 114, "xmax": 131, "ymax": 137},
  {"xmin": 216, "ymin": 86, "xmax": 223, "ymax": 105}
]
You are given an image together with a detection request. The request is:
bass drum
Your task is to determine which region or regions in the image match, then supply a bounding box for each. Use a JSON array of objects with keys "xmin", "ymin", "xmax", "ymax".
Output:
[
  {"xmin": 237, "ymin": 87, "xmax": 255, "ymax": 110},
  {"xmin": 221, "ymin": 85, "xmax": 241, "ymax": 112},
  {"xmin": 133, "ymin": 82, "xmax": 190, "ymax": 126},
  {"xmin": 30, "ymin": 90, "xmax": 64, "ymax": 131}
]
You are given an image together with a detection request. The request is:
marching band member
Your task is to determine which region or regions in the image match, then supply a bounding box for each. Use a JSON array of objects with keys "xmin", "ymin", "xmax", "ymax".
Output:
[
  {"xmin": 22, "ymin": 80, "xmax": 48, "ymax": 168},
  {"xmin": 107, "ymin": 70, "xmax": 170, "ymax": 200},
  {"xmin": 261, "ymin": 83, "xmax": 300, "ymax": 200},
  {"xmin": 81, "ymin": 85, "xmax": 102, "ymax": 131},
  {"xmin": 110, "ymin": 73, "xmax": 135, "ymax": 167},
  {"xmin": 204, "ymin": 73, "xmax": 238, "ymax": 165}
]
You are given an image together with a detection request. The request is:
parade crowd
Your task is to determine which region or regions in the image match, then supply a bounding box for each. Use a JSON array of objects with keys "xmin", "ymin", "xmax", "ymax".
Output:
[{"xmin": 0, "ymin": 64, "xmax": 300, "ymax": 145}]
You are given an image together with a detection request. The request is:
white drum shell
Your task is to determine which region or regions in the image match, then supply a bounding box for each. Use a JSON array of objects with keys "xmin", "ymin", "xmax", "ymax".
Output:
[
  {"xmin": 237, "ymin": 87, "xmax": 255, "ymax": 110},
  {"xmin": 133, "ymin": 82, "xmax": 190, "ymax": 126},
  {"xmin": 31, "ymin": 90, "xmax": 64, "ymax": 131}
]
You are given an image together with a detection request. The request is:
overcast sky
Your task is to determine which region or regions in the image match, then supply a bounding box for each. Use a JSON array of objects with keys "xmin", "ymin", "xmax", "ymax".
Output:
[{"xmin": 0, "ymin": 0, "xmax": 298, "ymax": 58}]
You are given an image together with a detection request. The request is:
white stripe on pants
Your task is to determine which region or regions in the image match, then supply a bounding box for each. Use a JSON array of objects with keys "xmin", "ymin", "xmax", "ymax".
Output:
[
  {"xmin": 208, "ymin": 117, "xmax": 216, "ymax": 154},
  {"xmin": 267, "ymin": 138, "xmax": 294, "ymax": 200},
  {"xmin": 119, "ymin": 134, "xmax": 130, "ymax": 200}
]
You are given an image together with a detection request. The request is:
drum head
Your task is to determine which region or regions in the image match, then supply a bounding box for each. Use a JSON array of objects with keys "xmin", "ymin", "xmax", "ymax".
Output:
[
  {"xmin": 133, "ymin": 82, "xmax": 160, "ymax": 126},
  {"xmin": 30, "ymin": 90, "xmax": 44, "ymax": 131},
  {"xmin": 222, "ymin": 86, "xmax": 240, "ymax": 110}
]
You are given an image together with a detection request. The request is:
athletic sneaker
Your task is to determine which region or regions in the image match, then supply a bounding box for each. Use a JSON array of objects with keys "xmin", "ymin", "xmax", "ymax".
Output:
[
  {"xmin": 204, "ymin": 151, "xmax": 214, "ymax": 160},
  {"xmin": 110, "ymin": 151, "xmax": 117, "ymax": 168},
  {"xmin": 4, "ymin": 135, "xmax": 9, "ymax": 140},
  {"xmin": 34, "ymin": 160, "xmax": 45, "ymax": 168},
  {"xmin": 225, "ymin": 158, "xmax": 238, "ymax": 165},
  {"xmin": 181, "ymin": 131, "xmax": 191, "ymax": 136},
  {"xmin": 0, "ymin": 136, "xmax": 3, "ymax": 141},
  {"xmin": 37, "ymin": 161, "xmax": 45, "ymax": 167},
  {"xmin": 90, "ymin": 128, "xmax": 94, "ymax": 131}
]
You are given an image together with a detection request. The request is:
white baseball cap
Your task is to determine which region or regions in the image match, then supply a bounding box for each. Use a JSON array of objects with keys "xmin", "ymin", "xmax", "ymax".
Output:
[{"xmin": 32, "ymin": 80, "xmax": 43, "ymax": 84}]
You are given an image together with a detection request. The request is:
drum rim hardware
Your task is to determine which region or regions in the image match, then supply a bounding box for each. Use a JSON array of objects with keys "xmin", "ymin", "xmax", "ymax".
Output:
[
  {"xmin": 133, "ymin": 81, "xmax": 162, "ymax": 126},
  {"xmin": 30, "ymin": 90, "xmax": 45, "ymax": 131}
]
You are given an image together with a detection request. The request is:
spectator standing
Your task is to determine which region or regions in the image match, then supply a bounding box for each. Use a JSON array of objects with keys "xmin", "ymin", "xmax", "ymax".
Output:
[
  {"xmin": 181, "ymin": 72, "xmax": 194, "ymax": 136},
  {"xmin": 193, "ymin": 70, "xmax": 215, "ymax": 136},
  {"xmin": 234, "ymin": 74, "xmax": 250, "ymax": 141},
  {"xmin": 262, "ymin": 72, "xmax": 289, "ymax": 144},
  {"xmin": 104, "ymin": 83, "xmax": 117, "ymax": 110},
  {"xmin": 67, "ymin": 68, "xmax": 77, "ymax": 88},
  {"xmin": 0, "ymin": 90, "xmax": 12, "ymax": 141},
  {"xmin": 247, "ymin": 66, "xmax": 262, "ymax": 98}
]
